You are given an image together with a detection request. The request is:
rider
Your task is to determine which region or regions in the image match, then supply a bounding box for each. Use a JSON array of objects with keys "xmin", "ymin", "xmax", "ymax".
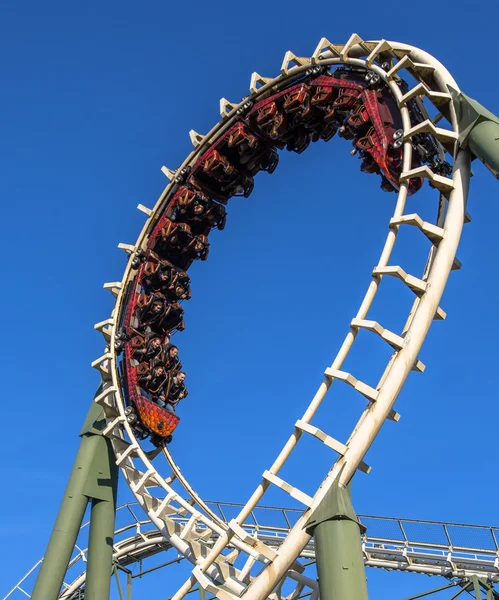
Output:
[
  {"xmin": 139, "ymin": 360, "xmax": 168, "ymax": 406},
  {"xmin": 165, "ymin": 371, "xmax": 188, "ymax": 413},
  {"xmin": 136, "ymin": 293, "xmax": 168, "ymax": 331},
  {"xmin": 132, "ymin": 333, "xmax": 164, "ymax": 365},
  {"xmin": 164, "ymin": 343, "xmax": 182, "ymax": 372},
  {"xmin": 143, "ymin": 260, "xmax": 175, "ymax": 294}
]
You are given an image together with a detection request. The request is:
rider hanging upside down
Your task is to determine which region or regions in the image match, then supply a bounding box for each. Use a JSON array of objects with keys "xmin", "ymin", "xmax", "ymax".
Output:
[
  {"xmin": 189, "ymin": 149, "xmax": 254, "ymax": 203},
  {"xmin": 142, "ymin": 258, "xmax": 175, "ymax": 294},
  {"xmin": 142, "ymin": 256, "xmax": 192, "ymax": 301},
  {"xmin": 152, "ymin": 220, "xmax": 210, "ymax": 268},
  {"xmin": 135, "ymin": 293, "xmax": 185, "ymax": 335},
  {"xmin": 172, "ymin": 187, "xmax": 227, "ymax": 235}
]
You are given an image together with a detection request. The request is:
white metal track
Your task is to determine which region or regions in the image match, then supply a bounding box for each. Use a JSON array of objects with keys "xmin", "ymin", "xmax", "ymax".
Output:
[
  {"xmin": 6, "ymin": 502, "xmax": 499, "ymax": 599},
  {"xmin": 89, "ymin": 34, "xmax": 471, "ymax": 600}
]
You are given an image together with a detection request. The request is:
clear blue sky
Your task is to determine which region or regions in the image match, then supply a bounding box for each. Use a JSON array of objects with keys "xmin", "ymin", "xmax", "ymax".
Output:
[{"xmin": 1, "ymin": 1, "xmax": 499, "ymax": 598}]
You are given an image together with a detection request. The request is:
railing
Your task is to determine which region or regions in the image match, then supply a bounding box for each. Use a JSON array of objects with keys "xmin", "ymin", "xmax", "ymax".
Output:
[{"xmin": 5, "ymin": 502, "xmax": 499, "ymax": 599}]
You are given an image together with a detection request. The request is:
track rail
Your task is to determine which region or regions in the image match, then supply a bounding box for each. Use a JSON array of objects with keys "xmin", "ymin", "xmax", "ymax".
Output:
[
  {"xmin": 7, "ymin": 502, "xmax": 499, "ymax": 599},
  {"xmin": 90, "ymin": 34, "xmax": 471, "ymax": 600}
]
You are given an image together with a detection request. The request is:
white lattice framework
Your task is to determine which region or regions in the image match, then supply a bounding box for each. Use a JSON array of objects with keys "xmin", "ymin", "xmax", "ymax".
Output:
[
  {"xmin": 90, "ymin": 34, "xmax": 471, "ymax": 600},
  {"xmin": 7, "ymin": 502, "xmax": 499, "ymax": 599}
]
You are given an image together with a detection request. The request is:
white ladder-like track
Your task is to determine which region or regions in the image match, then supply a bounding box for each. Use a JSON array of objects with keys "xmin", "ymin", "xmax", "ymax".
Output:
[
  {"xmin": 91, "ymin": 35, "xmax": 471, "ymax": 600},
  {"xmin": 7, "ymin": 502, "xmax": 499, "ymax": 599}
]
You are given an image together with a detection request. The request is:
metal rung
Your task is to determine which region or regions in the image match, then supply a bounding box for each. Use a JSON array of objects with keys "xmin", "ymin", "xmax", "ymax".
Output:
[
  {"xmin": 220, "ymin": 98, "xmax": 238, "ymax": 118},
  {"xmin": 118, "ymin": 243, "xmax": 135, "ymax": 255},
  {"xmin": 365, "ymin": 40, "xmax": 395, "ymax": 66},
  {"xmin": 280, "ymin": 51, "xmax": 310, "ymax": 75},
  {"xmin": 373, "ymin": 266, "xmax": 427, "ymax": 296},
  {"xmin": 94, "ymin": 385, "xmax": 117, "ymax": 412},
  {"xmin": 249, "ymin": 72, "xmax": 274, "ymax": 94},
  {"xmin": 155, "ymin": 492, "xmax": 177, "ymax": 519},
  {"xmin": 295, "ymin": 420, "xmax": 371, "ymax": 474},
  {"xmin": 340, "ymin": 33, "xmax": 373, "ymax": 60},
  {"xmin": 189, "ymin": 130, "xmax": 205, "ymax": 148},
  {"xmin": 192, "ymin": 567, "xmax": 237, "ymax": 600},
  {"xmin": 386, "ymin": 55, "xmax": 436, "ymax": 80},
  {"xmin": 389, "ymin": 214, "xmax": 445, "ymax": 244},
  {"xmin": 404, "ymin": 120, "xmax": 457, "ymax": 147},
  {"xmin": 102, "ymin": 415, "xmax": 125, "ymax": 437},
  {"xmin": 262, "ymin": 471, "xmax": 313, "ymax": 507},
  {"xmin": 161, "ymin": 166, "xmax": 176, "ymax": 180},
  {"xmin": 412, "ymin": 360, "xmax": 426, "ymax": 373},
  {"xmin": 465, "ymin": 211, "xmax": 472, "ymax": 224},
  {"xmin": 137, "ymin": 204, "xmax": 152, "ymax": 216},
  {"xmin": 116, "ymin": 443, "xmax": 139, "ymax": 466},
  {"xmin": 179, "ymin": 514, "xmax": 198, "ymax": 540},
  {"xmin": 94, "ymin": 385, "xmax": 116, "ymax": 403},
  {"xmin": 132, "ymin": 469, "xmax": 154, "ymax": 493},
  {"xmin": 351, "ymin": 318, "xmax": 405, "ymax": 350},
  {"xmin": 399, "ymin": 82, "xmax": 451, "ymax": 108},
  {"xmin": 224, "ymin": 549, "xmax": 239, "ymax": 565},
  {"xmin": 388, "ymin": 410, "xmax": 401, "ymax": 422},
  {"xmin": 434, "ymin": 307, "xmax": 447, "ymax": 320},
  {"xmin": 239, "ymin": 554, "xmax": 257, "ymax": 582},
  {"xmin": 228, "ymin": 520, "xmax": 276, "ymax": 561},
  {"xmin": 94, "ymin": 318, "xmax": 114, "ymax": 341},
  {"xmin": 452, "ymin": 257, "xmax": 462, "ymax": 271},
  {"xmin": 325, "ymin": 368, "xmax": 379, "ymax": 402},
  {"xmin": 91, "ymin": 353, "xmax": 112, "ymax": 379},
  {"xmin": 103, "ymin": 281, "xmax": 122, "ymax": 297},
  {"xmin": 311, "ymin": 37, "xmax": 342, "ymax": 63},
  {"xmin": 399, "ymin": 166, "xmax": 454, "ymax": 194}
]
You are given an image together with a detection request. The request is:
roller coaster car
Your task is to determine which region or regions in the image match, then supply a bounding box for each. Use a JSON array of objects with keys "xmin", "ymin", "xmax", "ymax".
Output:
[
  {"xmin": 143, "ymin": 258, "xmax": 175, "ymax": 292},
  {"xmin": 249, "ymin": 82, "xmax": 336, "ymax": 151},
  {"xmin": 173, "ymin": 186, "xmax": 227, "ymax": 234},
  {"xmin": 308, "ymin": 72, "xmax": 424, "ymax": 193},
  {"xmin": 309, "ymin": 75, "xmax": 365, "ymax": 121},
  {"xmin": 187, "ymin": 123, "xmax": 277, "ymax": 204},
  {"xmin": 130, "ymin": 330, "xmax": 166, "ymax": 369},
  {"xmin": 124, "ymin": 353, "xmax": 179, "ymax": 442},
  {"xmin": 152, "ymin": 219, "xmax": 210, "ymax": 269},
  {"xmin": 142, "ymin": 255, "xmax": 192, "ymax": 301},
  {"xmin": 189, "ymin": 149, "xmax": 254, "ymax": 204},
  {"xmin": 135, "ymin": 292, "xmax": 185, "ymax": 336},
  {"xmin": 226, "ymin": 123, "xmax": 279, "ymax": 176}
]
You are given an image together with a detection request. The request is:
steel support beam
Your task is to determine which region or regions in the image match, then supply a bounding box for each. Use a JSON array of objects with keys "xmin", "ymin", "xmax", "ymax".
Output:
[
  {"xmin": 85, "ymin": 437, "xmax": 118, "ymax": 599},
  {"xmin": 305, "ymin": 477, "xmax": 368, "ymax": 600},
  {"xmin": 451, "ymin": 89, "xmax": 499, "ymax": 180},
  {"xmin": 32, "ymin": 390, "xmax": 118, "ymax": 600}
]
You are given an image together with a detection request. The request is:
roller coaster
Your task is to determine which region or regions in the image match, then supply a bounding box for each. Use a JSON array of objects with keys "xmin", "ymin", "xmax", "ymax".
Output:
[
  {"xmin": 7, "ymin": 502, "xmax": 499, "ymax": 599},
  {"xmin": 6, "ymin": 34, "xmax": 499, "ymax": 600}
]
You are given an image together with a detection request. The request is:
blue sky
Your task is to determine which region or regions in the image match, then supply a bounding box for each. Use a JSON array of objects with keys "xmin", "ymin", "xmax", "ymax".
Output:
[{"xmin": 1, "ymin": 1, "xmax": 499, "ymax": 598}]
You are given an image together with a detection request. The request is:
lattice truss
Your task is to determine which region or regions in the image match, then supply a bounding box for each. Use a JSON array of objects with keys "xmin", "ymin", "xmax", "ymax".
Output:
[
  {"xmin": 7, "ymin": 503, "xmax": 499, "ymax": 599},
  {"xmin": 90, "ymin": 34, "xmax": 471, "ymax": 600}
]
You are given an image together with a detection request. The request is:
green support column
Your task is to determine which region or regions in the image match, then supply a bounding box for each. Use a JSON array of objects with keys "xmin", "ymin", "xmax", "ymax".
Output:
[
  {"xmin": 305, "ymin": 477, "xmax": 368, "ymax": 600},
  {"xmin": 450, "ymin": 89, "xmax": 499, "ymax": 180},
  {"xmin": 32, "ymin": 392, "xmax": 119, "ymax": 600},
  {"xmin": 85, "ymin": 435, "xmax": 118, "ymax": 600}
]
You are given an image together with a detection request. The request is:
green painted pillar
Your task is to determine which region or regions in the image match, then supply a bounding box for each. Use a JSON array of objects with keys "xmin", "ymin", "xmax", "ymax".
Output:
[
  {"xmin": 305, "ymin": 478, "xmax": 368, "ymax": 600},
  {"xmin": 450, "ymin": 89, "xmax": 499, "ymax": 180},
  {"xmin": 32, "ymin": 394, "xmax": 118, "ymax": 600},
  {"xmin": 85, "ymin": 435, "xmax": 118, "ymax": 600},
  {"xmin": 31, "ymin": 435, "xmax": 95, "ymax": 599}
]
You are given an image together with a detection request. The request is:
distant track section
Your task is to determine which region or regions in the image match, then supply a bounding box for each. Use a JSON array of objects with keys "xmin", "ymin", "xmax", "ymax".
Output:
[{"xmin": 6, "ymin": 502, "xmax": 499, "ymax": 599}]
